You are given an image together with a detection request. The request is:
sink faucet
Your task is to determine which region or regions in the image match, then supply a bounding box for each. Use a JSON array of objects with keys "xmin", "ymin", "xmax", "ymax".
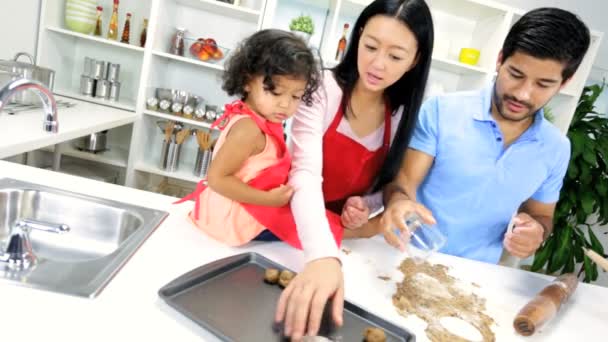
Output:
[
  {"xmin": 0, "ymin": 78, "xmax": 59, "ymax": 133},
  {"xmin": 1, "ymin": 219, "xmax": 70, "ymax": 270}
]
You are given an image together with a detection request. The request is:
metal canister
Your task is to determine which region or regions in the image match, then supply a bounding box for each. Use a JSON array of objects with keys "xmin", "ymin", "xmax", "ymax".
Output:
[
  {"xmin": 109, "ymin": 81, "xmax": 121, "ymax": 101},
  {"xmin": 95, "ymin": 79, "xmax": 111, "ymax": 99},
  {"xmin": 193, "ymin": 149, "xmax": 212, "ymax": 178},
  {"xmin": 80, "ymin": 75, "xmax": 95, "ymax": 96},
  {"xmin": 92, "ymin": 61, "xmax": 106, "ymax": 80},
  {"xmin": 83, "ymin": 57, "xmax": 95, "ymax": 77},
  {"xmin": 106, "ymin": 63, "xmax": 120, "ymax": 82}
]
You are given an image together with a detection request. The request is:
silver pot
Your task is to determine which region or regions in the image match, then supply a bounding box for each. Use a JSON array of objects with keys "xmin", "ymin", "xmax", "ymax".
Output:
[
  {"xmin": 0, "ymin": 52, "xmax": 55, "ymax": 105},
  {"xmin": 77, "ymin": 131, "xmax": 108, "ymax": 153}
]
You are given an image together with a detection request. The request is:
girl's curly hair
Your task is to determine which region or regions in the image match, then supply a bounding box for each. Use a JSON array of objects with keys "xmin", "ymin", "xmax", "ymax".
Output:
[{"xmin": 222, "ymin": 29, "xmax": 321, "ymax": 106}]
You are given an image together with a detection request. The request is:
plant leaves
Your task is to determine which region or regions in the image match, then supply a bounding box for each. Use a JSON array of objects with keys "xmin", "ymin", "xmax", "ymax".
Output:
[
  {"xmin": 583, "ymin": 148, "xmax": 598, "ymax": 165},
  {"xmin": 548, "ymin": 226, "xmax": 572, "ymax": 274},
  {"xmin": 581, "ymin": 192, "xmax": 595, "ymax": 215},
  {"xmin": 583, "ymin": 255, "xmax": 593, "ymax": 283},
  {"xmin": 532, "ymin": 237, "xmax": 555, "ymax": 272},
  {"xmin": 573, "ymin": 229, "xmax": 585, "ymax": 262},
  {"xmin": 588, "ymin": 228, "xmax": 605, "ymax": 255}
]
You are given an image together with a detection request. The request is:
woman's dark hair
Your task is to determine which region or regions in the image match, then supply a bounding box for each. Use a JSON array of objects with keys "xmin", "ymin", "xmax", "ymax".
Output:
[
  {"xmin": 333, "ymin": 0, "xmax": 434, "ymax": 191},
  {"xmin": 222, "ymin": 29, "xmax": 321, "ymax": 106},
  {"xmin": 502, "ymin": 8, "xmax": 590, "ymax": 81}
]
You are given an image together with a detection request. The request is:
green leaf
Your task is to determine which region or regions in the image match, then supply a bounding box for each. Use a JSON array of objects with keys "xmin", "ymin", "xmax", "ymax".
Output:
[
  {"xmin": 532, "ymin": 237, "xmax": 555, "ymax": 271},
  {"xmin": 548, "ymin": 227, "xmax": 572, "ymax": 274},
  {"xmin": 581, "ymin": 192, "xmax": 595, "ymax": 215},
  {"xmin": 573, "ymin": 229, "xmax": 585, "ymax": 263},
  {"xmin": 588, "ymin": 229, "xmax": 605, "ymax": 255},
  {"xmin": 567, "ymin": 162, "xmax": 579, "ymax": 179},
  {"xmin": 564, "ymin": 251, "xmax": 575, "ymax": 273},
  {"xmin": 583, "ymin": 148, "xmax": 598, "ymax": 165},
  {"xmin": 583, "ymin": 255, "xmax": 593, "ymax": 283},
  {"xmin": 598, "ymin": 180, "xmax": 608, "ymax": 197}
]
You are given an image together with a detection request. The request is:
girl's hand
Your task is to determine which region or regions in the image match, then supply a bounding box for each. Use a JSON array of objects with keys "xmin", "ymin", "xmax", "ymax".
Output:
[
  {"xmin": 340, "ymin": 196, "xmax": 370, "ymax": 229},
  {"xmin": 265, "ymin": 185, "xmax": 294, "ymax": 207}
]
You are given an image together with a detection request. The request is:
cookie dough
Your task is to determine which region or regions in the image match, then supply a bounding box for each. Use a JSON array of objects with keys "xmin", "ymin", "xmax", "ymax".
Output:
[
  {"xmin": 264, "ymin": 268, "xmax": 280, "ymax": 284},
  {"xmin": 278, "ymin": 270, "xmax": 295, "ymax": 288},
  {"xmin": 364, "ymin": 327, "xmax": 386, "ymax": 342}
]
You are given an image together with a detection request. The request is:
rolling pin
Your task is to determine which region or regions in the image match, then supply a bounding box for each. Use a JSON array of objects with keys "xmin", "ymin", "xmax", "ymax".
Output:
[
  {"xmin": 513, "ymin": 273, "xmax": 578, "ymax": 336},
  {"xmin": 584, "ymin": 248, "xmax": 608, "ymax": 272}
]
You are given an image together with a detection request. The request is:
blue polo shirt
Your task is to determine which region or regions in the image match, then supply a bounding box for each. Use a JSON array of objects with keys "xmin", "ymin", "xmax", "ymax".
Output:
[{"xmin": 409, "ymin": 85, "xmax": 570, "ymax": 264}]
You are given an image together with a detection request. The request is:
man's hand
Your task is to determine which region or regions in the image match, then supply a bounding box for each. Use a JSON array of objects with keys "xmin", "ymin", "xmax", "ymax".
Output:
[
  {"xmin": 503, "ymin": 212, "xmax": 545, "ymax": 258},
  {"xmin": 380, "ymin": 197, "xmax": 435, "ymax": 251}
]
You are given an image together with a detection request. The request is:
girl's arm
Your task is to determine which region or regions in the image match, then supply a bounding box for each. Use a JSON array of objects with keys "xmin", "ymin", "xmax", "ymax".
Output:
[{"xmin": 207, "ymin": 118, "xmax": 292, "ymax": 207}]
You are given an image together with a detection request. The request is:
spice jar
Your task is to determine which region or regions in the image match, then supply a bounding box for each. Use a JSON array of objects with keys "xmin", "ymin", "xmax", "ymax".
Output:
[{"xmin": 170, "ymin": 28, "xmax": 186, "ymax": 56}]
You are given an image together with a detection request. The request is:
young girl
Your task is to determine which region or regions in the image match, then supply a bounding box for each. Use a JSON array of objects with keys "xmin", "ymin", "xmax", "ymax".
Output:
[{"xmin": 178, "ymin": 29, "xmax": 342, "ymax": 247}]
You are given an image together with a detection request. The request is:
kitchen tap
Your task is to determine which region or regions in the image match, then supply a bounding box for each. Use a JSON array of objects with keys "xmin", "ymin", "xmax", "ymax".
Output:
[{"xmin": 0, "ymin": 78, "xmax": 59, "ymax": 133}]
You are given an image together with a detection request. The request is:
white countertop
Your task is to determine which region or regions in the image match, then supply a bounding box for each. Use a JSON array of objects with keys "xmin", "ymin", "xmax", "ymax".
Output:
[
  {"xmin": 0, "ymin": 161, "xmax": 606, "ymax": 341},
  {"xmin": 0, "ymin": 96, "xmax": 138, "ymax": 159}
]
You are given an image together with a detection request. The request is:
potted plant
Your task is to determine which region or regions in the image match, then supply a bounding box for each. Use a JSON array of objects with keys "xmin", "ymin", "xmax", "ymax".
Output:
[
  {"xmin": 289, "ymin": 14, "xmax": 315, "ymax": 43},
  {"xmin": 531, "ymin": 83, "xmax": 608, "ymax": 282}
]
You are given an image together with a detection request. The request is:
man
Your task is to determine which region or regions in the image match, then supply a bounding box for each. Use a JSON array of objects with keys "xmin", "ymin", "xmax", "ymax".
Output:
[{"xmin": 380, "ymin": 7, "xmax": 591, "ymax": 263}]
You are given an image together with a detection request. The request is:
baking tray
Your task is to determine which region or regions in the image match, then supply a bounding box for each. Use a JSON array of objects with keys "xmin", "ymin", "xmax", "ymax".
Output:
[{"xmin": 158, "ymin": 252, "xmax": 415, "ymax": 341}]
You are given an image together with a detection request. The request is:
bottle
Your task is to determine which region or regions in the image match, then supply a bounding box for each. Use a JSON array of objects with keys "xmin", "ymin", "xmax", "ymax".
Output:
[
  {"xmin": 94, "ymin": 6, "xmax": 103, "ymax": 37},
  {"xmin": 121, "ymin": 13, "xmax": 132, "ymax": 44},
  {"xmin": 107, "ymin": 0, "xmax": 119, "ymax": 40},
  {"xmin": 335, "ymin": 23, "xmax": 350, "ymax": 61},
  {"xmin": 170, "ymin": 28, "xmax": 186, "ymax": 56},
  {"xmin": 140, "ymin": 19, "xmax": 148, "ymax": 47}
]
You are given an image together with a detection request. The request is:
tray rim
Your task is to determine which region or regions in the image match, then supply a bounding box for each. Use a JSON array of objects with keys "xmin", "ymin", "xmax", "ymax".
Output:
[{"xmin": 158, "ymin": 252, "xmax": 415, "ymax": 342}]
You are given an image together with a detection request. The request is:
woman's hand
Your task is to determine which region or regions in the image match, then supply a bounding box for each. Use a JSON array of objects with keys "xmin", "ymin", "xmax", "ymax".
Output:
[
  {"xmin": 341, "ymin": 196, "xmax": 370, "ymax": 229},
  {"xmin": 275, "ymin": 258, "xmax": 344, "ymax": 341},
  {"xmin": 379, "ymin": 197, "xmax": 436, "ymax": 250}
]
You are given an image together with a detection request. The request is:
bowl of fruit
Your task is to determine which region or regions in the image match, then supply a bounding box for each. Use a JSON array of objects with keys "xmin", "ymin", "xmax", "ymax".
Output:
[{"xmin": 188, "ymin": 38, "xmax": 229, "ymax": 64}]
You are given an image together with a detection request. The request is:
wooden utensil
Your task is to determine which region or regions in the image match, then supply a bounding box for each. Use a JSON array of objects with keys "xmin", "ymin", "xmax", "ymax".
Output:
[
  {"xmin": 176, "ymin": 128, "xmax": 191, "ymax": 145},
  {"xmin": 196, "ymin": 130, "xmax": 214, "ymax": 150},
  {"xmin": 164, "ymin": 121, "xmax": 174, "ymax": 142},
  {"xmin": 584, "ymin": 248, "xmax": 608, "ymax": 272}
]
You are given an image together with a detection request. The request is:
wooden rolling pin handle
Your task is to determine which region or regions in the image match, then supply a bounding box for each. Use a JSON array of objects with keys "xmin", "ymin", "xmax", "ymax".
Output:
[
  {"xmin": 513, "ymin": 273, "xmax": 578, "ymax": 336},
  {"xmin": 585, "ymin": 248, "xmax": 608, "ymax": 272}
]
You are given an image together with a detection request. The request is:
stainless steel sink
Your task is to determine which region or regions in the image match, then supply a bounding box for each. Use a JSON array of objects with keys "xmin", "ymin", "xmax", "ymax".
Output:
[{"xmin": 0, "ymin": 178, "xmax": 168, "ymax": 297}]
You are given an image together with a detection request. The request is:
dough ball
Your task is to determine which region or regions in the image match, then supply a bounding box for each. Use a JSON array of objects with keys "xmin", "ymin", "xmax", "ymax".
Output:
[
  {"xmin": 364, "ymin": 327, "xmax": 386, "ymax": 342},
  {"xmin": 278, "ymin": 270, "xmax": 295, "ymax": 288},
  {"xmin": 264, "ymin": 268, "xmax": 280, "ymax": 284}
]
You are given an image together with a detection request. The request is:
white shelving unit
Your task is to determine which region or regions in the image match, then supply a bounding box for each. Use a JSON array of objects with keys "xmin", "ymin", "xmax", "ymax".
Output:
[
  {"xmin": 151, "ymin": 51, "xmax": 225, "ymax": 71},
  {"xmin": 33, "ymin": 0, "xmax": 603, "ymax": 194},
  {"xmin": 143, "ymin": 110, "xmax": 217, "ymax": 130},
  {"xmin": 46, "ymin": 26, "xmax": 146, "ymax": 52}
]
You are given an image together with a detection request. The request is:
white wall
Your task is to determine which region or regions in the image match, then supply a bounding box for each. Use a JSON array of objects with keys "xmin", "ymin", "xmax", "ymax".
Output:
[
  {"xmin": 0, "ymin": 0, "xmax": 41, "ymax": 61},
  {"xmin": 493, "ymin": 0, "xmax": 608, "ymax": 69}
]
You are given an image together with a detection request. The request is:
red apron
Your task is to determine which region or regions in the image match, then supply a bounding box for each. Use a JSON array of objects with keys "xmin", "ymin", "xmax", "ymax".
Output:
[
  {"xmin": 323, "ymin": 101, "xmax": 392, "ymax": 214},
  {"xmin": 176, "ymin": 100, "xmax": 391, "ymax": 250}
]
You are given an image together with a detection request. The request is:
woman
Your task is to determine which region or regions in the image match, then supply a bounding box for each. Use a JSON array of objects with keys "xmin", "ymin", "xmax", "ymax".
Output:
[{"xmin": 275, "ymin": 0, "xmax": 435, "ymax": 340}]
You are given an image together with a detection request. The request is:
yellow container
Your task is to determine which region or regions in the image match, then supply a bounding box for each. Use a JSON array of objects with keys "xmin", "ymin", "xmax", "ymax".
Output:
[{"xmin": 459, "ymin": 48, "xmax": 481, "ymax": 66}]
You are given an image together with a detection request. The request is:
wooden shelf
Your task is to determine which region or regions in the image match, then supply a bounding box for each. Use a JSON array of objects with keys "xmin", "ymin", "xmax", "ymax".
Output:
[
  {"xmin": 174, "ymin": 0, "xmax": 261, "ymax": 22},
  {"xmin": 152, "ymin": 51, "xmax": 225, "ymax": 72},
  {"xmin": 144, "ymin": 110, "xmax": 218, "ymax": 130},
  {"xmin": 46, "ymin": 26, "xmax": 145, "ymax": 52},
  {"xmin": 135, "ymin": 161, "xmax": 201, "ymax": 184},
  {"xmin": 43, "ymin": 144, "xmax": 129, "ymax": 168},
  {"xmin": 54, "ymin": 89, "xmax": 137, "ymax": 112}
]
